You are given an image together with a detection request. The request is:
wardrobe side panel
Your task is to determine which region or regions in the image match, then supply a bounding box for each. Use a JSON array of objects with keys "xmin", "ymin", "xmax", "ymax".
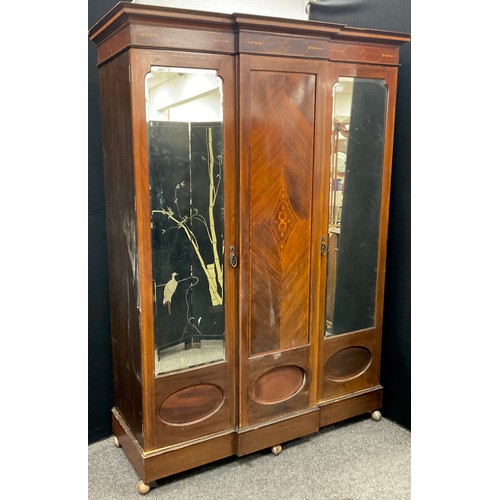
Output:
[{"xmin": 100, "ymin": 51, "xmax": 144, "ymax": 445}]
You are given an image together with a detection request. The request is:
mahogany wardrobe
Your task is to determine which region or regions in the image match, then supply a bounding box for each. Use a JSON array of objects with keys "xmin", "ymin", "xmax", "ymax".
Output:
[{"xmin": 89, "ymin": 2, "xmax": 410, "ymax": 494}]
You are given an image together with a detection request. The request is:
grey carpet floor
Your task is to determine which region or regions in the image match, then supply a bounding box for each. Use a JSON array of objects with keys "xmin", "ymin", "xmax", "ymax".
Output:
[{"xmin": 88, "ymin": 415, "xmax": 410, "ymax": 499}]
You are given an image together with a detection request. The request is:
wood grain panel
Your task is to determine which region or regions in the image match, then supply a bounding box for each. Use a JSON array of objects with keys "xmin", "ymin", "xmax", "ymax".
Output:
[
  {"xmin": 238, "ymin": 55, "xmax": 329, "ymax": 428},
  {"xmin": 246, "ymin": 346, "xmax": 311, "ymax": 425},
  {"xmin": 154, "ymin": 361, "xmax": 231, "ymax": 447},
  {"xmin": 159, "ymin": 384, "xmax": 224, "ymax": 425},
  {"xmin": 324, "ymin": 346, "xmax": 372, "ymax": 381},
  {"xmin": 248, "ymin": 69, "xmax": 315, "ymax": 355},
  {"xmin": 320, "ymin": 328, "xmax": 379, "ymax": 402},
  {"xmin": 252, "ymin": 365, "xmax": 305, "ymax": 404}
]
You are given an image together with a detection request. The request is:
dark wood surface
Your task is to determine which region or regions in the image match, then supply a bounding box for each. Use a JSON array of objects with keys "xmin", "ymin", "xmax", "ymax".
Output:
[
  {"xmin": 91, "ymin": 2, "xmax": 410, "ymax": 485},
  {"xmin": 307, "ymin": 0, "xmax": 411, "ymax": 434},
  {"xmin": 244, "ymin": 346, "xmax": 311, "ymax": 425},
  {"xmin": 144, "ymin": 431, "xmax": 235, "ymax": 484},
  {"xmin": 238, "ymin": 55, "xmax": 330, "ymax": 427},
  {"xmin": 89, "ymin": 2, "xmax": 409, "ymax": 67},
  {"xmin": 315, "ymin": 62, "xmax": 400, "ymax": 407},
  {"xmin": 154, "ymin": 361, "xmax": 232, "ymax": 448},
  {"xmin": 127, "ymin": 48, "xmax": 238, "ymax": 452},
  {"xmin": 159, "ymin": 384, "xmax": 224, "ymax": 425},
  {"xmin": 100, "ymin": 50, "xmax": 144, "ymax": 447},
  {"xmin": 320, "ymin": 328, "xmax": 379, "ymax": 401},
  {"xmin": 252, "ymin": 365, "xmax": 305, "ymax": 403},
  {"xmin": 113, "ymin": 408, "xmax": 236, "ymax": 484},
  {"xmin": 112, "ymin": 409, "xmax": 146, "ymax": 479},
  {"xmin": 318, "ymin": 386, "xmax": 383, "ymax": 427},
  {"xmin": 324, "ymin": 346, "xmax": 372, "ymax": 380},
  {"xmin": 246, "ymin": 60, "xmax": 315, "ymax": 355},
  {"xmin": 236, "ymin": 409, "xmax": 319, "ymax": 457}
]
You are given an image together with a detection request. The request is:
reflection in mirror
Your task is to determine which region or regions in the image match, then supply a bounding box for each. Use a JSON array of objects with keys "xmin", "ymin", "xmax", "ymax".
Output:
[
  {"xmin": 146, "ymin": 67, "xmax": 225, "ymax": 376},
  {"xmin": 325, "ymin": 77, "xmax": 387, "ymax": 336}
]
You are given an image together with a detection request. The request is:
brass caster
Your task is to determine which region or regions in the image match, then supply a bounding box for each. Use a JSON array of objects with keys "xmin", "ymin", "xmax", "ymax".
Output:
[
  {"xmin": 113, "ymin": 436, "xmax": 121, "ymax": 448},
  {"xmin": 371, "ymin": 410, "xmax": 382, "ymax": 422},
  {"xmin": 137, "ymin": 481, "xmax": 151, "ymax": 495},
  {"xmin": 271, "ymin": 445, "xmax": 283, "ymax": 456}
]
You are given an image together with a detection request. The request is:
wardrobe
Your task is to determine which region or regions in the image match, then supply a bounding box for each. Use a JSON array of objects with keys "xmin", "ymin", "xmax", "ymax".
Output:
[{"xmin": 89, "ymin": 2, "xmax": 410, "ymax": 494}]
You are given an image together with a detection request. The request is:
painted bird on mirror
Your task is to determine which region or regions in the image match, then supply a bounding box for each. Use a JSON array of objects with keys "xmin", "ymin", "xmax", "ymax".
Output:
[{"xmin": 163, "ymin": 272, "xmax": 179, "ymax": 315}]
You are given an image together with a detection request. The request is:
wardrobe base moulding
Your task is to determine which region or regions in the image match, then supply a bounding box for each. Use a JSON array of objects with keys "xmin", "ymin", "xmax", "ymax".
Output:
[{"xmin": 112, "ymin": 389, "xmax": 383, "ymax": 486}]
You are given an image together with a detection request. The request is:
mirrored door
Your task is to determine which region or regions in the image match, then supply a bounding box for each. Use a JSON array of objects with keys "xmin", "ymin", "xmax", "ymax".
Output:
[
  {"xmin": 145, "ymin": 66, "xmax": 226, "ymax": 376},
  {"xmin": 324, "ymin": 77, "xmax": 388, "ymax": 337}
]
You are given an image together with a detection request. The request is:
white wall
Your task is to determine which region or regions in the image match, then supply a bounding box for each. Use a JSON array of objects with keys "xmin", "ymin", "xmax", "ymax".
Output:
[{"xmin": 132, "ymin": 0, "xmax": 310, "ymax": 20}]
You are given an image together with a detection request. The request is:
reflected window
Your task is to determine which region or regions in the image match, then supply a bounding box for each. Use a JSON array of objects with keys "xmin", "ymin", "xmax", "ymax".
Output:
[{"xmin": 146, "ymin": 67, "xmax": 225, "ymax": 375}]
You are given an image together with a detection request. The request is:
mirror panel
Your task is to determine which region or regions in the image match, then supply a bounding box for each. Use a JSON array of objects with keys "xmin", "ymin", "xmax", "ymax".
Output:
[
  {"xmin": 146, "ymin": 67, "xmax": 225, "ymax": 375},
  {"xmin": 325, "ymin": 77, "xmax": 387, "ymax": 336}
]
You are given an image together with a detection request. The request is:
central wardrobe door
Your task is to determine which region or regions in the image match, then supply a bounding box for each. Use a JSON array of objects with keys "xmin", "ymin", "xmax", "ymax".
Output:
[{"xmin": 239, "ymin": 55, "xmax": 325, "ymax": 426}]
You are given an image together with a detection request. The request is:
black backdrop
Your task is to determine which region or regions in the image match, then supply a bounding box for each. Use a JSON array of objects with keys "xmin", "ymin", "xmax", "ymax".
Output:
[
  {"xmin": 88, "ymin": 0, "xmax": 117, "ymax": 443},
  {"xmin": 88, "ymin": 0, "xmax": 410, "ymax": 443}
]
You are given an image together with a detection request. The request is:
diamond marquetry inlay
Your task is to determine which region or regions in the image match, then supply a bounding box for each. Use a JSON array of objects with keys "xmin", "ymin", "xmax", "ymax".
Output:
[
  {"xmin": 359, "ymin": 47, "xmax": 369, "ymax": 59},
  {"xmin": 266, "ymin": 181, "xmax": 298, "ymax": 257}
]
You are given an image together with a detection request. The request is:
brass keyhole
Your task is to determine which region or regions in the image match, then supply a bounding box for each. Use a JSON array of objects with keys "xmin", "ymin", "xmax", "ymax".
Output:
[{"xmin": 229, "ymin": 245, "xmax": 238, "ymax": 268}]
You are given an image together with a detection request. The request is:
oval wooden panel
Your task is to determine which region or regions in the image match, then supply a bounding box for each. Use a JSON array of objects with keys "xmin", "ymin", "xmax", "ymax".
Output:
[
  {"xmin": 324, "ymin": 347, "xmax": 372, "ymax": 381},
  {"xmin": 159, "ymin": 384, "xmax": 224, "ymax": 425},
  {"xmin": 252, "ymin": 365, "xmax": 306, "ymax": 404}
]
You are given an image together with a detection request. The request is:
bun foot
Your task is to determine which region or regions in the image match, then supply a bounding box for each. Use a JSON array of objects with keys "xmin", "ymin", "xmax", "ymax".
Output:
[
  {"xmin": 271, "ymin": 445, "xmax": 283, "ymax": 456},
  {"xmin": 137, "ymin": 481, "xmax": 151, "ymax": 495}
]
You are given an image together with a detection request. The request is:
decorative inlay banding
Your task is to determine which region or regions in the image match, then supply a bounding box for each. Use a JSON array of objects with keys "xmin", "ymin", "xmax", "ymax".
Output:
[
  {"xmin": 265, "ymin": 181, "xmax": 298, "ymax": 258},
  {"xmin": 241, "ymin": 33, "xmax": 326, "ymax": 57},
  {"xmin": 325, "ymin": 346, "xmax": 372, "ymax": 381},
  {"xmin": 159, "ymin": 384, "xmax": 224, "ymax": 425},
  {"xmin": 329, "ymin": 44, "xmax": 396, "ymax": 64},
  {"xmin": 252, "ymin": 365, "xmax": 306, "ymax": 404}
]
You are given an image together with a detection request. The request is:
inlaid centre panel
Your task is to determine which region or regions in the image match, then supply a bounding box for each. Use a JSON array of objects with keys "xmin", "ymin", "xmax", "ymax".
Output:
[{"xmin": 248, "ymin": 69, "xmax": 316, "ymax": 355}]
